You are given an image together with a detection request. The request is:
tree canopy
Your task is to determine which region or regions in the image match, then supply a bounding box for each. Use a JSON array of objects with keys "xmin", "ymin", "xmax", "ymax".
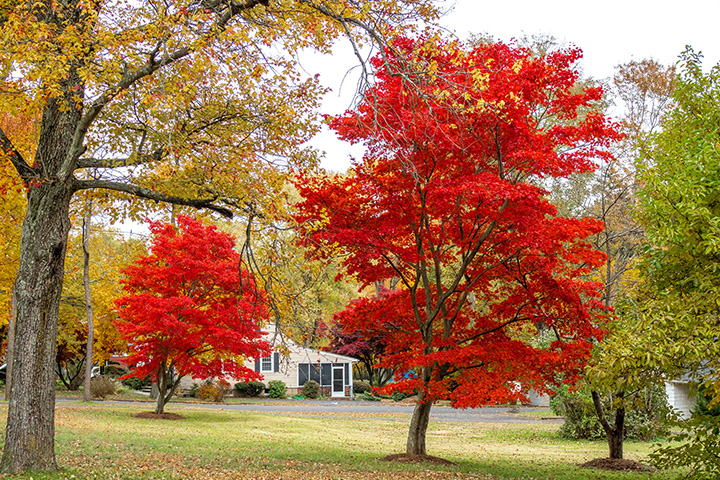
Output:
[
  {"xmin": 115, "ymin": 215, "xmax": 270, "ymax": 414},
  {"xmin": 295, "ymin": 34, "xmax": 621, "ymax": 456}
]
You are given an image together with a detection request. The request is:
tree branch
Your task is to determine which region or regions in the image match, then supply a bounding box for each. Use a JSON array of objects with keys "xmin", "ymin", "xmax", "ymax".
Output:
[
  {"xmin": 59, "ymin": 0, "xmax": 271, "ymax": 182},
  {"xmin": 76, "ymin": 149, "xmax": 165, "ymax": 169},
  {"xmin": 73, "ymin": 178, "xmax": 233, "ymax": 218},
  {"xmin": 0, "ymin": 125, "xmax": 34, "ymax": 181}
]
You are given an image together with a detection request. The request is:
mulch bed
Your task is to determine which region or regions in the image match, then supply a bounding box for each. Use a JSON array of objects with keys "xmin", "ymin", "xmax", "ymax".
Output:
[
  {"xmin": 580, "ymin": 458, "xmax": 655, "ymax": 472},
  {"xmin": 380, "ymin": 454, "xmax": 457, "ymax": 466},
  {"xmin": 132, "ymin": 412, "xmax": 185, "ymax": 420}
]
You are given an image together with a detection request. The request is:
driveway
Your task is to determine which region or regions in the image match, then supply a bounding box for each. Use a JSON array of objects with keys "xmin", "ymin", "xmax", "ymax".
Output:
[{"xmin": 56, "ymin": 398, "xmax": 562, "ymax": 424}]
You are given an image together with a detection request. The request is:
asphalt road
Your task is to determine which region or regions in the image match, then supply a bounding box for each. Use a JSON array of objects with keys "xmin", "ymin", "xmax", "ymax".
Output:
[{"xmin": 56, "ymin": 398, "xmax": 563, "ymax": 424}]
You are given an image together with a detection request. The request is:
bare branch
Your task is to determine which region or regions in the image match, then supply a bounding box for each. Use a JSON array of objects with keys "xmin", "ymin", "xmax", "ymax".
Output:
[{"xmin": 73, "ymin": 178, "xmax": 233, "ymax": 218}]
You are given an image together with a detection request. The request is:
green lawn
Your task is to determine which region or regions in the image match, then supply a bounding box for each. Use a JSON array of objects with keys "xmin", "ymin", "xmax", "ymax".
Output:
[{"xmin": 0, "ymin": 401, "xmax": 683, "ymax": 480}]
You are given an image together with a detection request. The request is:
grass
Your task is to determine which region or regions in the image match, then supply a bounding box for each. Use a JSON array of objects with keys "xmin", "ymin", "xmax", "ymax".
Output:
[{"xmin": 0, "ymin": 400, "xmax": 684, "ymax": 480}]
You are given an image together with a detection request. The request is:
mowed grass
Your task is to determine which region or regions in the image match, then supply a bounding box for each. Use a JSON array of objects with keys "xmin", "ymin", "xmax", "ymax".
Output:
[{"xmin": 0, "ymin": 402, "xmax": 683, "ymax": 480}]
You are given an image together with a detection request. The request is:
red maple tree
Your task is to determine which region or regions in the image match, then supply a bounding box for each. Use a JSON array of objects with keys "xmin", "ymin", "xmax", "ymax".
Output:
[
  {"xmin": 295, "ymin": 36, "xmax": 622, "ymax": 455},
  {"xmin": 114, "ymin": 215, "xmax": 270, "ymax": 414}
]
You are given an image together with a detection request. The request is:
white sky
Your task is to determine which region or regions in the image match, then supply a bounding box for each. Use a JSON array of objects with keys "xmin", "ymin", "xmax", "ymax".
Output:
[{"xmin": 308, "ymin": 0, "xmax": 720, "ymax": 172}]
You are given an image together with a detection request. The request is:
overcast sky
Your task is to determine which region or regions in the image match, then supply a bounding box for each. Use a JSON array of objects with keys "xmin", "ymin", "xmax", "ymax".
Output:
[{"xmin": 310, "ymin": 0, "xmax": 720, "ymax": 172}]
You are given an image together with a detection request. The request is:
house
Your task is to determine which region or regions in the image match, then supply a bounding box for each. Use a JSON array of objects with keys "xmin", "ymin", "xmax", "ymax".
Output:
[{"xmin": 178, "ymin": 324, "xmax": 359, "ymax": 398}]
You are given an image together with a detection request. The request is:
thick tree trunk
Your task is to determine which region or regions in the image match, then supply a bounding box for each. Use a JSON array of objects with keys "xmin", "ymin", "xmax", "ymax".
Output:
[
  {"xmin": 0, "ymin": 182, "xmax": 73, "ymax": 473},
  {"xmin": 5, "ymin": 285, "xmax": 16, "ymax": 401},
  {"xmin": 608, "ymin": 422, "xmax": 624, "ymax": 459},
  {"xmin": 406, "ymin": 397, "xmax": 432, "ymax": 455}
]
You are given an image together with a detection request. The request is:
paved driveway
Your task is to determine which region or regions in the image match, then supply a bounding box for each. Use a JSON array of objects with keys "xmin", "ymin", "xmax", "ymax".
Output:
[{"xmin": 57, "ymin": 398, "xmax": 562, "ymax": 424}]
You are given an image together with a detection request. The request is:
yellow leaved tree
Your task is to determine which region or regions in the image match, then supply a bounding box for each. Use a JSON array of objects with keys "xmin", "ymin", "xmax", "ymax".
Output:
[{"xmin": 0, "ymin": 0, "xmax": 439, "ymax": 472}]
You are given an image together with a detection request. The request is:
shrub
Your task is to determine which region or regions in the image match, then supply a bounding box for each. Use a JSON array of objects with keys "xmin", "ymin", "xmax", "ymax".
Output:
[
  {"xmin": 358, "ymin": 391, "xmax": 381, "ymax": 401},
  {"xmin": 89, "ymin": 375, "xmax": 116, "ymax": 399},
  {"xmin": 552, "ymin": 383, "xmax": 669, "ymax": 441},
  {"xmin": 103, "ymin": 361, "xmax": 129, "ymax": 379},
  {"xmin": 235, "ymin": 381, "xmax": 265, "ymax": 397},
  {"xmin": 188, "ymin": 382, "xmax": 199, "ymax": 397},
  {"xmin": 353, "ymin": 380, "xmax": 372, "ymax": 394},
  {"xmin": 392, "ymin": 390, "xmax": 416, "ymax": 402},
  {"xmin": 302, "ymin": 380, "xmax": 320, "ymax": 399},
  {"xmin": 197, "ymin": 380, "xmax": 228, "ymax": 402},
  {"xmin": 267, "ymin": 380, "xmax": 287, "ymax": 399},
  {"xmin": 121, "ymin": 375, "xmax": 150, "ymax": 391}
]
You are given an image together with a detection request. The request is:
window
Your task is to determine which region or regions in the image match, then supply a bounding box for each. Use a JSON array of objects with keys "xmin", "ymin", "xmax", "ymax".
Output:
[
  {"xmin": 298, "ymin": 362, "xmax": 335, "ymax": 387},
  {"xmin": 260, "ymin": 356, "xmax": 273, "ymax": 372}
]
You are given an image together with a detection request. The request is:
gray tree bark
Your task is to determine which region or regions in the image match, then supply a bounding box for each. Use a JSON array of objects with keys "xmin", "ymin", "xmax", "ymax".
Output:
[
  {"xmin": 0, "ymin": 182, "xmax": 73, "ymax": 473},
  {"xmin": 405, "ymin": 394, "xmax": 432, "ymax": 455},
  {"xmin": 82, "ymin": 200, "xmax": 94, "ymax": 402},
  {"xmin": 4, "ymin": 285, "xmax": 16, "ymax": 401}
]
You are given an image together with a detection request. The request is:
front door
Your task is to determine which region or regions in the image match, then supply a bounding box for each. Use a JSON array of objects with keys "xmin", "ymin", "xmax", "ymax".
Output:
[{"xmin": 332, "ymin": 365, "xmax": 344, "ymax": 397}]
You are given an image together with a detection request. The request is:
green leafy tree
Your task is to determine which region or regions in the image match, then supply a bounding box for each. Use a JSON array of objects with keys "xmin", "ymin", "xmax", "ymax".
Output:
[
  {"xmin": 582, "ymin": 59, "xmax": 675, "ymax": 460},
  {"xmin": 634, "ymin": 48, "xmax": 720, "ymax": 476}
]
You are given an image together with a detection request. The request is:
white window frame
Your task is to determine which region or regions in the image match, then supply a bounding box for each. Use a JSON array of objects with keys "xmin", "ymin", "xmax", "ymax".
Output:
[{"xmin": 260, "ymin": 356, "xmax": 273, "ymax": 373}]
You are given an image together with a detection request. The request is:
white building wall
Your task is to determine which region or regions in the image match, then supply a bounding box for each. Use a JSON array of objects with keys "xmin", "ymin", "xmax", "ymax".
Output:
[{"xmin": 665, "ymin": 381, "xmax": 696, "ymax": 419}]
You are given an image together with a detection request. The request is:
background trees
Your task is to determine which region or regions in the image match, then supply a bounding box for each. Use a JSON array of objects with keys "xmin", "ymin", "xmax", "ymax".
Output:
[
  {"xmin": 296, "ymin": 35, "xmax": 621, "ymax": 456},
  {"xmin": 115, "ymin": 215, "xmax": 270, "ymax": 415}
]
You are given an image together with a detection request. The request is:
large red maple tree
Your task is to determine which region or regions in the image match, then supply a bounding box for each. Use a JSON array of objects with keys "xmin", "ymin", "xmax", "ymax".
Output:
[
  {"xmin": 114, "ymin": 215, "xmax": 270, "ymax": 414},
  {"xmin": 295, "ymin": 35, "xmax": 622, "ymax": 455}
]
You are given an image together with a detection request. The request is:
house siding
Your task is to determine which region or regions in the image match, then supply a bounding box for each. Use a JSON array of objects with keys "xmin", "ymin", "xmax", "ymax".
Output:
[
  {"xmin": 177, "ymin": 325, "xmax": 357, "ymax": 397},
  {"xmin": 666, "ymin": 381, "xmax": 696, "ymax": 419}
]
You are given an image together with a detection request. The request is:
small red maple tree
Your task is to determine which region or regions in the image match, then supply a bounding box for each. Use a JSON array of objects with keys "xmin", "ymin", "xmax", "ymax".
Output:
[
  {"xmin": 114, "ymin": 215, "xmax": 270, "ymax": 414},
  {"xmin": 295, "ymin": 35, "xmax": 622, "ymax": 455}
]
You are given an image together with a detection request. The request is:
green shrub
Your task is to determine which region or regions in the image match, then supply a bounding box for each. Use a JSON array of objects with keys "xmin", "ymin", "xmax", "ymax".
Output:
[
  {"xmin": 302, "ymin": 380, "xmax": 320, "ymax": 399},
  {"xmin": 353, "ymin": 380, "xmax": 372, "ymax": 394},
  {"xmin": 358, "ymin": 391, "xmax": 381, "ymax": 401},
  {"xmin": 552, "ymin": 383, "xmax": 669, "ymax": 441},
  {"xmin": 188, "ymin": 382, "xmax": 199, "ymax": 397},
  {"xmin": 267, "ymin": 380, "xmax": 287, "ymax": 399},
  {"xmin": 121, "ymin": 375, "xmax": 150, "ymax": 391},
  {"xmin": 392, "ymin": 390, "xmax": 416, "ymax": 402},
  {"xmin": 235, "ymin": 381, "xmax": 265, "ymax": 397},
  {"xmin": 89, "ymin": 375, "xmax": 116, "ymax": 399}
]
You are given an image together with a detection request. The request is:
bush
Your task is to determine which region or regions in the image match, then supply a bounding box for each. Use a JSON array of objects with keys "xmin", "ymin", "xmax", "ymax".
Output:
[
  {"xmin": 121, "ymin": 375, "xmax": 150, "ymax": 391},
  {"xmin": 103, "ymin": 361, "xmax": 129, "ymax": 379},
  {"xmin": 353, "ymin": 380, "xmax": 372, "ymax": 394},
  {"xmin": 552, "ymin": 383, "xmax": 669, "ymax": 441},
  {"xmin": 197, "ymin": 380, "xmax": 228, "ymax": 402},
  {"xmin": 392, "ymin": 390, "xmax": 416, "ymax": 402},
  {"xmin": 302, "ymin": 380, "xmax": 320, "ymax": 399},
  {"xmin": 235, "ymin": 381, "xmax": 265, "ymax": 397},
  {"xmin": 267, "ymin": 380, "xmax": 287, "ymax": 399},
  {"xmin": 90, "ymin": 375, "xmax": 116, "ymax": 399},
  {"xmin": 358, "ymin": 391, "xmax": 381, "ymax": 401},
  {"xmin": 188, "ymin": 382, "xmax": 199, "ymax": 397}
]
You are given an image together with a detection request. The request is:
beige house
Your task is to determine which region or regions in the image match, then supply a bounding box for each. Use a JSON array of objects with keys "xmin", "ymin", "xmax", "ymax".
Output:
[{"xmin": 178, "ymin": 325, "xmax": 359, "ymax": 398}]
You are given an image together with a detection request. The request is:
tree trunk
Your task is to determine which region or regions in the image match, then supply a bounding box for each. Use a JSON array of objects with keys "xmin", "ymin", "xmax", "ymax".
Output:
[
  {"xmin": 0, "ymin": 182, "xmax": 73, "ymax": 473},
  {"xmin": 608, "ymin": 421, "xmax": 624, "ymax": 459},
  {"xmin": 82, "ymin": 201, "xmax": 94, "ymax": 402},
  {"xmin": 406, "ymin": 396, "xmax": 432, "ymax": 455},
  {"xmin": 5, "ymin": 285, "xmax": 16, "ymax": 401},
  {"xmin": 591, "ymin": 390, "xmax": 625, "ymax": 459}
]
